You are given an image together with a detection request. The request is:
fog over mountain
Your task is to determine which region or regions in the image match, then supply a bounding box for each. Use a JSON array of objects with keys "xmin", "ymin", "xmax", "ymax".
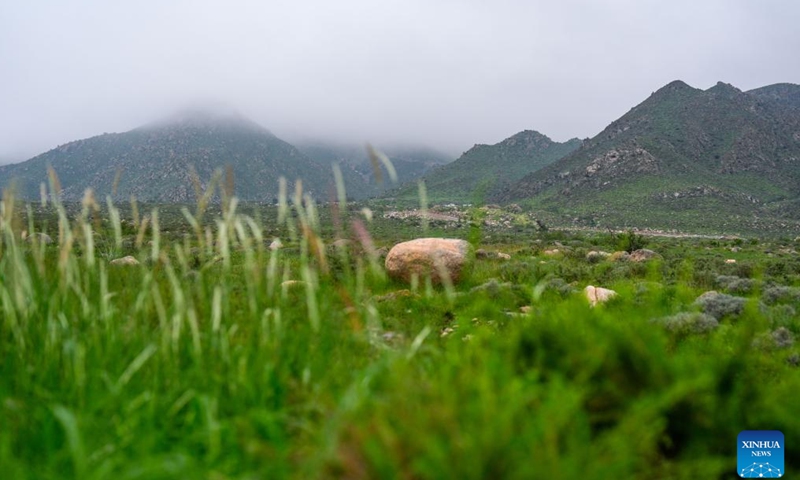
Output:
[{"xmin": 1, "ymin": 0, "xmax": 799, "ymax": 162}]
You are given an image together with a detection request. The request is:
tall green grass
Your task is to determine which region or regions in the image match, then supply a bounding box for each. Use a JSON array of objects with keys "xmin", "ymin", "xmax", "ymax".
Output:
[{"xmin": 1, "ymin": 168, "xmax": 799, "ymax": 479}]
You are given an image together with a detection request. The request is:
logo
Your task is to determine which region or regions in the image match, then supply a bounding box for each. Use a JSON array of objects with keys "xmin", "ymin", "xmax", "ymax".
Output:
[{"xmin": 738, "ymin": 430, "xmax": 784, "ymax": 478}]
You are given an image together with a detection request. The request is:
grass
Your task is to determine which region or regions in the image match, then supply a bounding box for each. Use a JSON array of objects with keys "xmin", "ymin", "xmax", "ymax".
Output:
[{"xmin": 2, "ymin": 173, "xmax": 800, "ymax": 479}]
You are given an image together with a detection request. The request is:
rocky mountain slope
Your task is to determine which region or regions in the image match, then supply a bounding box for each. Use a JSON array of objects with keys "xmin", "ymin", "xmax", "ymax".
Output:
[{"xmin": 496, "ymin": 81, "xmax": 800, "ymax": 233}]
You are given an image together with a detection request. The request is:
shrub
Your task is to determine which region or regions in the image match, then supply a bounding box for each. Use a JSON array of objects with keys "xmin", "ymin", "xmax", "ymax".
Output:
[
  {"xmin": 543, "ymin": 277, "xmax": 578, "ymax": 298},
  {"xmin": 694, "ymin": 292, "xmax": 747, "ymax": 320},
  {"xmin": 714, "ymin": 275, "xmax": 756, "ymax": 294},
  {"xmin": 616, "ymin": 229, "xmax": 648, "ymax": 253},
  {"xmin": 762, "ymin": 285, "xmax": 800, "ymax": 305},
  {"xmin": 773, "ymin": 327, "xmax": 796, "ymax": 348},
  {"xmin": 651, "ymin": 312, "xmax": 719, "ymax": 335},
  {"xmin": 753, "ymin": 327, "xmax": 795, "ymax": 350}
]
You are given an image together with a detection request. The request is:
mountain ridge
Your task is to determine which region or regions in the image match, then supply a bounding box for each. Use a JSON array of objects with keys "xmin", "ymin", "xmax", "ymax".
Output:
[
  {"xmin": 495, "ymin": 81, "xmax": 800, "ymax": 233},
  {"xmin": 387, "ymin": 129, "xmax": 581, "ymax": 203}
]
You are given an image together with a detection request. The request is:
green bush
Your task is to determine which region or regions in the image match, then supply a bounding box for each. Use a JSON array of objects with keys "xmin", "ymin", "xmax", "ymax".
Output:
[{"xmin": 616, "ymin": 229, "xmax": 648, "ymax": 253}]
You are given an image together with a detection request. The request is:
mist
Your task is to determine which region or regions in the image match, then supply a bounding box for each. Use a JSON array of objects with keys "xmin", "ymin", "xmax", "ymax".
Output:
[{"xmin": 2, "ymin": 0, "xmax": 799, "ymax": 162}]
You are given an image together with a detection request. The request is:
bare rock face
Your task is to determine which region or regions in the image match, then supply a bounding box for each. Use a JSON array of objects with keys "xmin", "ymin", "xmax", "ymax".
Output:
[
  {"xmin": 584, "ymin": 285, "xmax": 617, "ymax": 307},
  {"xmin": 110, "ymin": 256, "xmax": 140, "ymax": 266},
  {"xmin": 385, "ymin": 238, "xmax": 471, "ymax": 284}
]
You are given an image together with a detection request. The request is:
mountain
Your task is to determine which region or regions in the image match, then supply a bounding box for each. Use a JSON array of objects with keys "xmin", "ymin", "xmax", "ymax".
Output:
[
  {"xmin": 296, "ymin": 141, "xmax": 452, "ymax": 196},
  {"xmin": 387, "ymin": 130, "xmax": 581, "ymax": 204},
  {"xmin": 0, "ymin": 110, "xmax": 369, "ymax": 203},
  {"xmin": 748, "ymin": 83, "xmax": 800, "ymax": 110},
  {"xmin": 496, "ymin": 81, "xmax": 800, "ymax": 233}
]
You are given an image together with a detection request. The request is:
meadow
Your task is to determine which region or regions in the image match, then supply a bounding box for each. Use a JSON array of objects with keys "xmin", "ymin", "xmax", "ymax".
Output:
[{"xmin": 1, "ymin": 175, "xmax": 799, "ymax": 479}]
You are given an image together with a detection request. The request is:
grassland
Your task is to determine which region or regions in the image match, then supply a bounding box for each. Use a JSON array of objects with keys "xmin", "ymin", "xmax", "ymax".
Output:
[{"xmin": 1, "ymin": 178, "xmax": 800, "ymax": 479}]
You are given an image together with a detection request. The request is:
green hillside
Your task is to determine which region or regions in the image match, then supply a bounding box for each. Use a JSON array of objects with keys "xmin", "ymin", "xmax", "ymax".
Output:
[
  {"xmin": 387, "ymin": 130, "xmax": 581, "ymax": 204},
  {"xmin": 0, "ymin": 112, "xmax": 370, "ymax": 202}
]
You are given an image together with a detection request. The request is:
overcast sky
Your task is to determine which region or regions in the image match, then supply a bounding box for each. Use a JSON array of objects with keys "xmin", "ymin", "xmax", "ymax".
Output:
[{"xmin": 1, "ymin": 0, "xmax": 799, "ymax": 163}]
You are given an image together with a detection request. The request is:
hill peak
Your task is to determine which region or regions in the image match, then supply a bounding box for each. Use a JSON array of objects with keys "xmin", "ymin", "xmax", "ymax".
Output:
[
  {"xmin": 659, "ymin": 80, "xmax": 698, "ymax": 93},
  {"xmin": 140, "ymin": 107, "xmax": 267, "ymax": 134},
  {"xmin": 506, "ymin": 129, "xmax": 550, "ymax": 141},
  {"xmin": 707, "ymin": 81, "xmax": 743, "ymax": 97},
  {"xmin": 639, "ymin": 80, "xmax": 702, "ymax": 107}
]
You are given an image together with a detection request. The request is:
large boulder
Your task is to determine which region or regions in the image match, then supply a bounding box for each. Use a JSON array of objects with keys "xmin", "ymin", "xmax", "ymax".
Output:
[{"xmin": 385, "ymin": 238, "xmax": 471, "ymax": 284}]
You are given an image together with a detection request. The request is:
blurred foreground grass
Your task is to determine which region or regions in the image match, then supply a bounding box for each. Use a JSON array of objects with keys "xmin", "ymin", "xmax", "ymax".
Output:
[{"xmin": 1, "ymin": 174, "xmax": 799, "ymax": 479}]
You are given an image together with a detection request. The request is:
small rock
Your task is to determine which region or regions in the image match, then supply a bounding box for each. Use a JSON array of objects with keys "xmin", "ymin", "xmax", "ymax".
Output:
[
  {"xmin": 519, "ymin": 306, "xmax": 532, "ymax": 314},
  {"xmin": 331, "ymin": 239, "xmax": 351, "ymax": 249},
  {"xmin": 629, "ymin": 249, "xmax": 661, "ymax": 262},
  {"xmin": 609, "ymin": 251, "xmax": 630, "ymax": 262},
  {"xmin": 381, "ymin": 331, "xmax": 402, "ymax": 341},
  {"xmin": 695, "ymin": 290, "xmax": 721, "ymax": 302},
  {"xmin": 476, "ymin": 249, "xmax": 511, "ymax": 260},
  {"xmin": 586, "ymin": 250, "xmax": 610, "ymax": 262},
  {"xmin": 110, "ymin": 256, "xmax": 140, "ymax": 266},
  {"xmin": 23, "ymin": 232, "xmax": 53, "ymax": 244},
  {"xmin": 269, "ymin": 238, "xmax": 283, "ymax": 251},
  {"xmin": 584, "ymin": 285, "xmax": 617, "ymax": 307},
  {"xmin": 374, "ymin": 289, "xmax": 418, "ymax": 302},
  {"xmin": 725, "ymin": 259, "xmax": 737, "ymax": 264},
  {"xmin": 543, "ymin": 249, "xmax": 560, "ymax": 257}
]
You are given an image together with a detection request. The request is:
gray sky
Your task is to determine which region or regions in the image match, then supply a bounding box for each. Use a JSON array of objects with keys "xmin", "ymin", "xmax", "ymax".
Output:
[{"xmin": 1, "ymin": 0, "xmax": 799, "ymax": 163}]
